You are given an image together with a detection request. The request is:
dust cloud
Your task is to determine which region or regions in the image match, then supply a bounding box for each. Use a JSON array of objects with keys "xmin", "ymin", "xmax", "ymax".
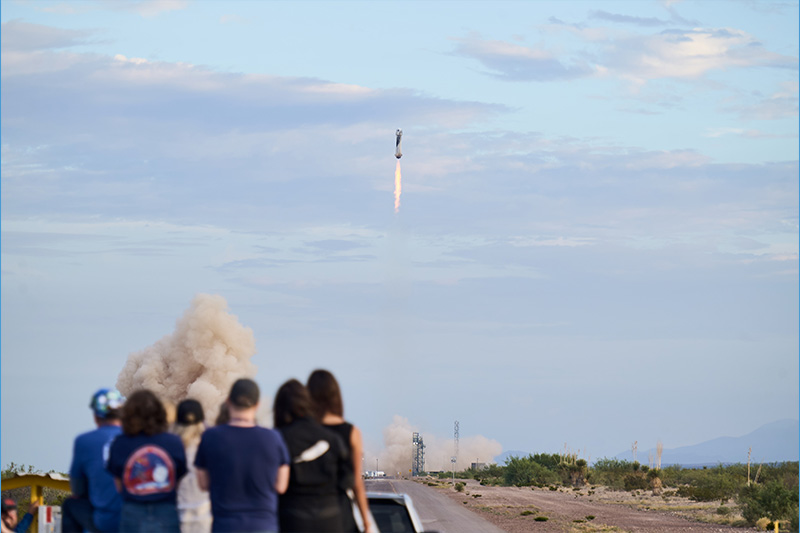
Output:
[
  {"xmin": 116, "ymin": 294, "xmax": 257, "ymax": 421},
  {"xmin": 370, "ymin": 415, "xmax": 502, "ymax": 475}
]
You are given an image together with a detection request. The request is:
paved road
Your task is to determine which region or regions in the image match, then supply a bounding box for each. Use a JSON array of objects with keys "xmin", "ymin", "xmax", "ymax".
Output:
[{"xmin": 365, "ymin": 478, "xmax": 505, "ymax": 533}]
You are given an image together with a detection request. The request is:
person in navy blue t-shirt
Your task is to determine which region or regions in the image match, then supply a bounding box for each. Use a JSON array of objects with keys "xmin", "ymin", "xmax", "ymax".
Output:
[
  {"xmin": 195, "ymin": 378, "xmax": 290, "ymax": 533},
  {"xmin": 63, "ymin": 388, "xmax": 125, "ymax": 533},
  {"xmin": 107, "ymin": 389, "xmax": 187, "ymax": 533}
]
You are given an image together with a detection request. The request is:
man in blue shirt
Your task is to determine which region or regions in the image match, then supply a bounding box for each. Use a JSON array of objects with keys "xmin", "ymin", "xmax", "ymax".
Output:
[
  {"xmin": 195, "ymin": 378, "xmax": 290, "ymax": 533},
  {"xmin": 62, "ymin": 388, "xmax": 125, "ymax": 533}
]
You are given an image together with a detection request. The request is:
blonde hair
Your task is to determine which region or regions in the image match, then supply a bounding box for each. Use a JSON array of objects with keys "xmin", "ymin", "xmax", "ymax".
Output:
[{"xmin": 173, "ymin": 422, "xmax": 204, "ymax": 448}]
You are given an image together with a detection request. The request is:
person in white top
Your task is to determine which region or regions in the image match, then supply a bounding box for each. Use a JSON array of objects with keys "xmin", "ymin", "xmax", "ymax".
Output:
[{"xmin": 172, "ymin": 399, "xmax": 212, "ymax": 533}]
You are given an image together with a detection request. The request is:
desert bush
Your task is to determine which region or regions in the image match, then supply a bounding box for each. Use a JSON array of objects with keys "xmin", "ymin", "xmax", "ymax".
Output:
[
  {"xmin": 534, "ymin": 516, "xmax": 549, "ymax": 521},
  {"xmin": 591, "ymin": 458, "xmax": 638, "ymax": 489},
  {"xmin": 530, "ymin": 453, "xmax": 561, "ymax": 470},
  {"xmin": 454, "ymin": 482, "xmax": 465, "ymax": 492},
  {"xmin": 503, "ymin": 456, "xmax": 560, "ymax": 487},
  {"xmin": 755, "ymin": 517, "xmax": 771, "ymax": 531},
  {"xmin": 624, "ymin": 473, "xmax": 649, "ymax": 491},
  {"xmin": 472, "ymin": 463, "xmax": 504, "ymax": 486},
  {"xmin": 738, "ymin": 480, "xmax": 799, "ymax": 528}
]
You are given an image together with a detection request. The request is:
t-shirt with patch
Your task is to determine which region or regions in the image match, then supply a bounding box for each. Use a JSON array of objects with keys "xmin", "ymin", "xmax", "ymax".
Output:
[{"xmin": 107, "ymin": 432, "xmax": 187, "ymax": 503}]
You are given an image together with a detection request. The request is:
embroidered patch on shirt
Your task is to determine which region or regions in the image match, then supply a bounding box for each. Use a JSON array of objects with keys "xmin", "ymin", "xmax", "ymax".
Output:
[{"xmin": 123, "ymin": 445, "xmax": 176, "ymax": 495}]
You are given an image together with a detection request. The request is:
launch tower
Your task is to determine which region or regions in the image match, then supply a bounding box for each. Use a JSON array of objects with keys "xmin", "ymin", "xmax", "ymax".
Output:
[{"xmin": 412, "ymin": 432, "xmax": 425, "ymax": 476}]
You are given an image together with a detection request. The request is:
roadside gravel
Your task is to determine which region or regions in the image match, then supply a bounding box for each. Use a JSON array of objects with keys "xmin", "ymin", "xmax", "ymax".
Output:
[{"xmin": 426, "ymin": 478, "xmax": 758, "ymax": 533}]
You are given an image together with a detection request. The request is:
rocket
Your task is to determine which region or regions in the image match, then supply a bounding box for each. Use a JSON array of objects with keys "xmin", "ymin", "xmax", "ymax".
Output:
[{"xmin": 395, "ymin": 129, "xmax": 403, "ymax": 159}]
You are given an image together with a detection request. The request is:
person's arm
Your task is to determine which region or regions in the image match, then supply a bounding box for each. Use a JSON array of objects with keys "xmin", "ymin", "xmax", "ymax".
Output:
[
  {"xmin": 195, "ymin": 468, "xmax": 210, "ymax": 492},
  {"xmin": 15, "ymin": 501, "xmax": 38, "ymax": 533},
  {"xmin": 274, "ymin": 464, "xmax": 290, "ymax": 494},
  {"xmin": 350, "ymin": 426, "xmax": 375, "ymax": 533}
]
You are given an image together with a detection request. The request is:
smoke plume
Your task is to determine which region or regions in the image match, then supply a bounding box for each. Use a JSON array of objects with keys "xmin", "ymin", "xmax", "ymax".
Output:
[
  {"xmin": 370, "ymin": 416, "xmax": 502, "ymax": 476},
  {"xmin": 116, "ymin": 294, "xmax": 257, "ymax": 421}
]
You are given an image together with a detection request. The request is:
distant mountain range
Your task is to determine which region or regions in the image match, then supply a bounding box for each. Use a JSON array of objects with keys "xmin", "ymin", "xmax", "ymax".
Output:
[
  {"xmin": 612, "ymin": 419, "xmax": 799, "ymax": 467},
  {"xmin": 494, "ymin": 419, "xmax": 798, "ymax": 468}
]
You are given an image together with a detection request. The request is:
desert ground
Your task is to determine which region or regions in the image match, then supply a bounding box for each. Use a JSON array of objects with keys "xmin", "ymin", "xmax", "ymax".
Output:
[{"xmin": 422, "ymin": 478, "xmax": 759, "ymax": 533}]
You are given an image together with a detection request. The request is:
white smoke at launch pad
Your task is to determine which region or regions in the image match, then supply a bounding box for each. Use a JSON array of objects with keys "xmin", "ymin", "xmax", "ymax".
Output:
[
  {"xmin": 368, "ymin": 415, "xmax": 502, "ymax": 475},
  {"xmin": 116, "ymin": 293, "xmax": 258, "ymax": 421}
]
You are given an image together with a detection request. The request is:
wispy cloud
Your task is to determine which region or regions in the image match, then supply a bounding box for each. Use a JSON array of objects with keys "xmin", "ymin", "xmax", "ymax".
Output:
[
  {"xmin": 451, "ymin": 33, "xmax": 596, "ymax": 81},
  {"xmin": 704, "ymin": 127, "xmax": 796, "ymax": 139},
  {"xmin": 32, "ymin": 0, "xmax": 189, "ymax": 18},
  {"xmin": 219, "ymin": 14, "xmax": 248, "ymax": 25},
  {"xmin": 455, "ymin": 23, "xmax": 796, "ymax": 88},
  {"xmin": 109, "ymin": 0, "xmax": 189, "ymax": 18},
  {"xmin": 0, "ymin": 20, "xmax": 94, "ymax": 51},
  {"xmin": 739, "ymin": 82, "xmax": 799, "ymax": 120},
  {"xmin": 603, "ymin": 28, "xmax": 797, "ymax": 85},
  {"xmin": 589, "ymin": 10, "xmax": 668, "ymax": 27}
]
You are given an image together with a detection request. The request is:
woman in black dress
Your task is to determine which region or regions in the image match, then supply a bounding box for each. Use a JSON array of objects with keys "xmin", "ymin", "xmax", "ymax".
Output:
[
  {"xmin": 274, "ymin": 379, "xmax": 349, "ymax": 533},
  {"xmin": 307, "ymin": 370, "xmax": 374, "ymax": 533}
]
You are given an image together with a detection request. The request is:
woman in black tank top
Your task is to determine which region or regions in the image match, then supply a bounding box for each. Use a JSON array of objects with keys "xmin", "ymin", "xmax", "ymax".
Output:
[{"xmin": 307, "ymin": 370, "xmax": 375, "ymax": 533}]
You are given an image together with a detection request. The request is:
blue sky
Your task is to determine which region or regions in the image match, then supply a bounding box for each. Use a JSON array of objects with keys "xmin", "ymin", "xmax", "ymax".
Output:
[{"xmin": 1, "ymin": 0, "xmax": 798, "ymax": 472}]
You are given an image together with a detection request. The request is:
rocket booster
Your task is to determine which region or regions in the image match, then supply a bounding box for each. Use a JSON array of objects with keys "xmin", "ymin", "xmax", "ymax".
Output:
[{"xmin": 395, "ymin": 129, "xmax": 403, "ymax": 159}]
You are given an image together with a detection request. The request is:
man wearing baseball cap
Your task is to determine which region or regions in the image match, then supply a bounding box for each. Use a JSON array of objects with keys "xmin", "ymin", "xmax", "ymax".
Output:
[
  {"xmin": 195, "ymin": 378, "xmax": 290, "ymax": 533},
  {"xmin": 62, "ymin": 388, "xmax": 125, "ymax": 533},
  {"xmin": 1, "ymin": 498, "xmax": 38, "ymax": 533}
]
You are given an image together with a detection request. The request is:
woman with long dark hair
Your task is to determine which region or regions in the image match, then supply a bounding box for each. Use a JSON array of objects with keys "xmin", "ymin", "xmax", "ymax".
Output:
[
  {"xmin": 274, "ymin": 379, "xmax": 349, "ymax": 533},
  {"xmin": 307, "ymin": 370, "xmax": 374, "ymax": 533},
  {"xmin": 107, "ymin": 389, "xmax": 187, "ymax": 533}
]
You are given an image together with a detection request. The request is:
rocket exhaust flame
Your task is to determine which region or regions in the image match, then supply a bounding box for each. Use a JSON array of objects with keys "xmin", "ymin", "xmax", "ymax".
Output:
[{"xmin": 394, "ymin": 160, "xmax": 402, "ymax": 213}]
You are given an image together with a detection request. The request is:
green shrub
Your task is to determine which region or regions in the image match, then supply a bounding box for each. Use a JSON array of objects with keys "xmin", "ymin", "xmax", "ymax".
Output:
[
  {"xmin": 534, "ymin": 516, "xmax": 549, "ymax": 521},
  {"xmin": 504, "ymin": 456, "xmax": 560, "ymax": 487},
  {"xmin": 520, "ymin": 510, "xmax": 534, "ymax": 516},
  {"xmin": 590, "ymin": 458, "xmax": 639, "ymax": 490},
  {"xmin": 624, "ymin": 473, "xmax": 649, "ymax": 491},
  {"xmin": 454, "ymin": 482, "xmax": 465, "ymax": 492},
  {"xmin": 738, "ymin": 481, "xmax": 799, "ymax": 527}
]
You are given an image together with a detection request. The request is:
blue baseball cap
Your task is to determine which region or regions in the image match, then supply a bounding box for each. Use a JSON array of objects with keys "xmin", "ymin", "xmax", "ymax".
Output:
[{"xmin": 90, "ymin": 388, "xmax": 125, "ymax": 418}]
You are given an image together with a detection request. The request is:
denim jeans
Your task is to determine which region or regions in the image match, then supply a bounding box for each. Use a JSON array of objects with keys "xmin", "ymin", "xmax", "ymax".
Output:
[{"xmin": 119, "ymin": 500, "xmax": 180, "ymax": 533}]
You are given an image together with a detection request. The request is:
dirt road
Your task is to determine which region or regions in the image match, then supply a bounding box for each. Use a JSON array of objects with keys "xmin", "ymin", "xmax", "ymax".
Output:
[{"xmin": 366, "ymin": 477, "xmax": 504, "ymax": 532}]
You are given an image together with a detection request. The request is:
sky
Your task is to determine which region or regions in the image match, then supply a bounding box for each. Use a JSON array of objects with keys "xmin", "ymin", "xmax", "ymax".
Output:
[{"xmin": 1, "ymin": 0, "xmax": 798, "ymax": 473}]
